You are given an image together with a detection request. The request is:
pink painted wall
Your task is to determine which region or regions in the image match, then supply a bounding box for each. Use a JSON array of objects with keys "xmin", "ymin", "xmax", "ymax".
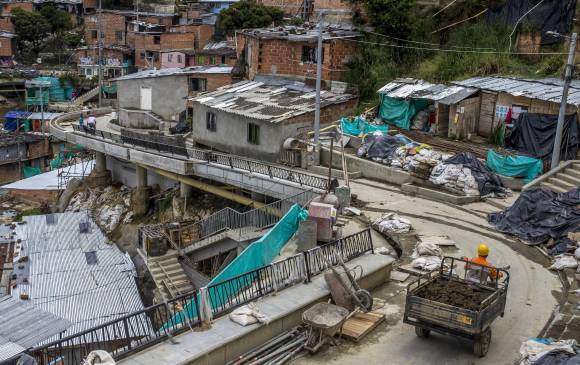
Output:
[{"xmin": 161, "ymin": 51, "xmax": 186, "ymax": 68}]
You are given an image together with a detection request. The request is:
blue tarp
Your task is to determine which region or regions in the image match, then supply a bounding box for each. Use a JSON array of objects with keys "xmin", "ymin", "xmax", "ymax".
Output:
[
  {"xmin": 3, "ymin": 111, "xmax": 32, "ymax": 131},
  {"xmin": 486, "ymin": 149, "xmax": 543, "ymax": 183},
  {"xmin": 340, "ymin": 116, "xmax": 388, "ymax": 136},
  {"xmin": 164, "ymin": 204, "xmax": 308, "ymax": 328},
  {"xmin": 378, "ymin": 95, "xmax": 428, "ymax": 130}
]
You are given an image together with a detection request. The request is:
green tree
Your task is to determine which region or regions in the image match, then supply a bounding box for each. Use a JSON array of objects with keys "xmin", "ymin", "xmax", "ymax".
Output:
[
  {"xmin": 10, "ymin": 8, "xmax": 51, "ymax": 53},
  {"xmin": 218, "ymin": 0, "xmax": 283, "ymax": 37},
  {"xmin": 362, "ymin": 0, "xmax": 415, "ymax": 38},
  {"xmin": 40, "ymin": 5, "xmax": 72, "ymax": 34}
]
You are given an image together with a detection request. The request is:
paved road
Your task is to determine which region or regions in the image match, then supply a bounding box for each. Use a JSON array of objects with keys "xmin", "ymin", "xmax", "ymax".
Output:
[{"xmin": 296, "ymin": 179, "xmax": 560, "ymax": 365}]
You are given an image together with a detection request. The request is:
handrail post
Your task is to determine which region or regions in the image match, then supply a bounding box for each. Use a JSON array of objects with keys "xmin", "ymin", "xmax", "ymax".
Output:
[
  {"xmin": 303, "ymin": 251, "xmax": 311, "ymax": 283},
  {"xmin": 122, "ymin": 318, "xmax": 132, "ymax": 350}
]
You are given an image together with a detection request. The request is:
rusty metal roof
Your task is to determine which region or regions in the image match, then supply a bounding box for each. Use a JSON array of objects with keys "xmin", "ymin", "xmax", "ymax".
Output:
[
  {"xmin": 378, "ymin": 78, "xmax": 478, "ymax": 105},
  {"xmin": 452, "ymin": 76, "xmax": 580, "ymax": 106}
]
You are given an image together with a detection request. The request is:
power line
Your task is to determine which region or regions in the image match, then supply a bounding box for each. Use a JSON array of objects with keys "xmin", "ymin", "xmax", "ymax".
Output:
[
  {"xmin": 339, "ymin": 37, "xmax": 568, "ymax": 56},
  {"xmin": 364, "ymin": 30, "xmax": 497, "ymax": 51}
]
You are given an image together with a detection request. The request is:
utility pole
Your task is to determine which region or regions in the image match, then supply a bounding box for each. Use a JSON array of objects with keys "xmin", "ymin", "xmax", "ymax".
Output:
[
  {"xmin": 40, "ymin": 83, "xmax": 44, "ymax": 135},
  {"xmin": 551, "ymin": 32, "xmax": 577, "ymax": 170},
  {"xmin": 313, "ymin": 14, "xmax": 323, "ymax": 160},
  {"xmin": 97, "ymin": 0, "xmax": 103, "ymax": 108}
]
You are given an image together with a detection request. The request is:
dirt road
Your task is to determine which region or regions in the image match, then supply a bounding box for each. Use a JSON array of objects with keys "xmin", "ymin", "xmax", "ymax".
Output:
[{"xmin": 295, "ymin": 179, "xmax": 561, "ymax": 365}]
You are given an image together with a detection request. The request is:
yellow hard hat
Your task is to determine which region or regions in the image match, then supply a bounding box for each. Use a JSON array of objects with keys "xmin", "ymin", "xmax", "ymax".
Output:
[{"xmin": 478, "ymin": 244, "xmax": 489, "ymax": 257}]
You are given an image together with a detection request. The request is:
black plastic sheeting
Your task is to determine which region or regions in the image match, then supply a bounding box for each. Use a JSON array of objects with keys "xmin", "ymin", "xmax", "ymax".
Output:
[
  {"xmin": 356, "ymin": 134, "xmax": 412, "ymax": 159},
  {"xmin": 534, "ymin": 350, "xmax": 580, "ymax": 365},
  {"xmin": 443, "ymin": 152, "xmax": 506, "ymax": 197},
  {"xmin": 489, "ymin": 187, "xmax": 580, "ymax": 247},
  {"xmin": 486, "ymin": 0, "xmax": 576, "ymax": 45},
  {"xmin": 507, "ymin": 113, "xmax": 579, "ymax": 162}
]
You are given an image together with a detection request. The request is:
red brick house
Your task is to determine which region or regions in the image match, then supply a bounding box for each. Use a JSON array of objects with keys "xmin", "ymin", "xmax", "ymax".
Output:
[
  {"xmin": 236, "ymin": 25, "xmax": 359, "ymax": 83},
  {"xmin": 160, "ymin": 41, "xmax": 237, "ymax": 69},
  {"xmin": 0, "ymin": 31, "xmax": 16, "ymax": 67}
]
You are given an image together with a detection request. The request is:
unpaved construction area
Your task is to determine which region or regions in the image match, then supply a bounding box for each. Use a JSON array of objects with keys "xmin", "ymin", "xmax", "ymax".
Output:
[
  {"xmin": 415, "ymin": 278, "xmax": 492, "ymax": 311},
  {"xmin": 296, "ymin": 178, "xmax": 561, "ymax": 365}
]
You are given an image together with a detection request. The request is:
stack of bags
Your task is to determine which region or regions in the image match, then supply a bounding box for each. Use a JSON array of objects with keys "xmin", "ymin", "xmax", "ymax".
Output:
[{"xmin": 429, "ymin": 163, "xmax": 480, "ymax": 196}]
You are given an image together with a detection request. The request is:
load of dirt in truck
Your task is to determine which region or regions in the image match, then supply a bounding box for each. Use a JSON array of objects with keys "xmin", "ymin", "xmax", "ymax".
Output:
[{"xmin": 415, "ymin": 278, "xmax": 493, "ymax": 311}]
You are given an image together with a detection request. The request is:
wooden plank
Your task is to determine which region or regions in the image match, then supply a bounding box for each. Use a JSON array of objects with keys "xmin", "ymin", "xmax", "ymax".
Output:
[
  {"xmin": 398, "ymin": 263, "xmax": 433, "ymax": 276},
  {"xmin": 341, "ymin": 311, "xmax": 386, "ymax": 342}
]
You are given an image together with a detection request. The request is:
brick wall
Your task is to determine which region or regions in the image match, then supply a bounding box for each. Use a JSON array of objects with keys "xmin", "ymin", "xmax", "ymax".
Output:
[
  {"xmin": 160, "ymin": 31, "xmax": 196, "ymax": 50},
  {"xmin": 84, "ymin": 12, "xmax": 127, "ymax": 47},
  {"xmin": 0, "ymin": 163, "xmax": 21, "ymax": 184},
  {"xmin": 83, "ymin": 0, "xmax": 96, "ymax": 11},
  {"xmin": 27, "ymin": 140, "xmax": 50, "ymax": 160},
  {"xmin": 188, "ymin": 52, "xmax": 236, "ymax": 66},
  {"xmin": 141, "ymin": 15, "xmax": 174, "ymax": 27},
  {"xmin": 258, "ymin": 0, "xmax": 302, "ymax": 16},
  {"xmin": 9, "ymin": 189, "xmax": 57, "ymax": 204},
  {"xmin": 284, "ymin": 97, "xmax": 358, "ymax": 126},
  {"xmin": 1, "ymin": 2, "xmax": 33, "ymax": 16},
  {"xmin": 0, "ymin": 36, "xmax": 15, "ymax": 57},
  {"xmin": 237, "ymin": 34, "xmax": 356, "ymax": 82},
  {"xmin": 168, "ymin": 23, "xmax": 213, "ymax": 49},
  {"xmin": 0, "ymin": 17, "xmax": 13, "ymax": 32}
]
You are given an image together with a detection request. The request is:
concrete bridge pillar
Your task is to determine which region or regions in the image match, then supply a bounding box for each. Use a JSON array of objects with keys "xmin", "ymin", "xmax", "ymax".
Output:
[
  {"xmin": 136, "ymin": 165, "xmax": 148, "ymax": 188},
  {"xmin": 86, "ymin": 151, "xmax": 111, "ymax": 188},
  {"xmin": 132, "ymin": 164, "xmax": 151, "ymax": 217},
  {"xmin": 180, "ymin": 181, "xmax": 193, "ymax": 199}
]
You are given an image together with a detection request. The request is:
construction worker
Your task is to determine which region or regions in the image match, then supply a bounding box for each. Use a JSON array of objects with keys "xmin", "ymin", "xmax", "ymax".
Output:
[{"xmin": 464, "ymin": 244, "xmax": 502, "ymax": 284}]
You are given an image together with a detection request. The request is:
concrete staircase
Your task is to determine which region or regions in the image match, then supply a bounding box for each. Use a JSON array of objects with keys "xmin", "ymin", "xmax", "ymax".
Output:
[
  {"xmin": 524, "ymin": 160, "xmax": 580, "ymax": 193},
  {"xmin": 147, "ymin": 251, "xmax": 194, "ymax": 302},
  {"xmin": 73, "ymin": 86, "xmax": 100, "ymax": 106}
]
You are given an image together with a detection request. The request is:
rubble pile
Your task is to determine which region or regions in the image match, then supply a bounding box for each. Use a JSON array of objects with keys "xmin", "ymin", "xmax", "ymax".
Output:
[{"xmin": 67, "ymin": 186, "xmax": 134, "ymax": 234}]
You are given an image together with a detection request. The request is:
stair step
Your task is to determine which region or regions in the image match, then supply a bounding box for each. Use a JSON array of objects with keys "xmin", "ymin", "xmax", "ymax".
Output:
[
  {"xmin": 564, "ymin": 168, "xmax": 580, "ymax": 179},
  {"xmin": 557, "ymin": 173, "xmax": 580, "ymax": 185},
  {"xmin": 548, "ymin": 177, "xmax": 575, "ymax": 189},
  {"xmin": 541, "ymin": 183, "xmax": 568, "ymax": 193}
]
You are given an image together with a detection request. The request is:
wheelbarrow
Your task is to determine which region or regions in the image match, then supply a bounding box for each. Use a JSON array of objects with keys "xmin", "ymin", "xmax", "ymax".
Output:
[{"xmin": 302, "ymin": 302, "xmax": 350, "ymax": 353}]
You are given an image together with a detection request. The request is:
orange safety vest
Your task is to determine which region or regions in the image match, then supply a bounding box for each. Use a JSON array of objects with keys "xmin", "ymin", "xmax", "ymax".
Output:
[{"xmin": 465, "ymin": 256, "xmax": 500, "ymax": 282}]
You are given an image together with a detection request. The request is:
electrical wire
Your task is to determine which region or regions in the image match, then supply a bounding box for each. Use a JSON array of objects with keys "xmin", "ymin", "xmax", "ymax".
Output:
[
  {"xmin": 339, "ymin": 37, "xmax": 567, "ymax": 55},
  {"xmin": 507, "ymin": 0, "xmax": 547, "ymax": 52},
  {"xmin": 364, "ymin": 30, "xmax": 497, "ymax": 51}
]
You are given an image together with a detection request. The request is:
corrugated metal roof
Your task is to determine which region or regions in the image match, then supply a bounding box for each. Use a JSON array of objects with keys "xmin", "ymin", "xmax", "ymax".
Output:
[
  {"xmin": 240, "ymin": 25, "xmax": 359, "ymax": 42},
  {"xmin": 113, "ymin": 65, "xmax": 233, "ymax": 81},
  {"xmin": 191, "ymin": 80, "xmax": 357, "ymax": 123},
  {"xmin": 28, "ymin": 112, "xmax": 63, "ymax": 121},
  {"xmin": 10, "ymin": 212, "xmax": 147, "ymax": 344},
  {"xmin": 452, "ymin": 76, "xmax": 580, "ymax": 106},
  {"xmin": 0, "ymin": 296, "xmax": 72, "ymax": 361},
  {"xmin": 377, "ymin": 78, "xmax": 478, "ymax": 104}
]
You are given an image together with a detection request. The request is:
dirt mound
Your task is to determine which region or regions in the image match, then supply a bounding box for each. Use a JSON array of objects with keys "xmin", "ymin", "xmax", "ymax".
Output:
[{"xmin": 415, "ymin": 278, "xmax": 492, "ymax": 311}]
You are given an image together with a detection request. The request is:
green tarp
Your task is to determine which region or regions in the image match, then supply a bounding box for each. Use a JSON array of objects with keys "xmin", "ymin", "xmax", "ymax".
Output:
[
  {"xmin": 486, "ymin": 149, "xmax": 543, "ymax": 183},
  {"xmin": 163, "ymin": 204, "xmax": 308, "ymax": 328},
  {"xmin": 378, "ymin": 95, "xmax": 428, "ymax": 130},
  {"xmin": 340, "ymin": 116, "xmax": 388, "ymax": 136},
  {"xmin": 23, "ymin": 166, "xmax": 41, "ymax": 178}
]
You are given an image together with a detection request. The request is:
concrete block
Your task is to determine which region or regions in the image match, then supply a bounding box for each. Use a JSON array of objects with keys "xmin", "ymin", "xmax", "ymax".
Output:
[
  {"xmin": 104, "ymin": 143, "xmax": 130, "ymax": 160},
  {"xmin": 130, "ymin": 149, "xmax": 193, "ymax": 175},
  {"xmin": 400, "ymin": 183, "xmax": 481, "ymax": 205}
]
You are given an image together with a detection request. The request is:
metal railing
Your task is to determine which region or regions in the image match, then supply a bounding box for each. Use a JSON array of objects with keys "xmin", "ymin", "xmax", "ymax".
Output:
[
  {"xmin": 17, "ymin": 230, "xmax": 373, "ymax": 364},
  {"xmin": 71, "ymin": 125, "xmax": 329, "ymax": 191},
  {"xmin": 22, "ymin": 291, "xmax": 200, "ymax": 365}
]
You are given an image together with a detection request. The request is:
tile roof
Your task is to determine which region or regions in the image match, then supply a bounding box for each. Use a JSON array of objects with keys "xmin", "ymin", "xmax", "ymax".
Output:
[
  {"xmin": 452, "ymin": 76, "xmax": 580, "ymax": 106},
  {"xmin": 10, "ymin": 212, "xmax": 147, "ymax": 343},
  {"xmin": 191, "ymin": 80, "xmax": 357, "ymax": 123}
]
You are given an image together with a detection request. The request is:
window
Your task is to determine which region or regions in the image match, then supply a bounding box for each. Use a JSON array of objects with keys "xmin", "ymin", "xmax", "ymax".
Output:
[
  {"xmin": 210, "ymin": 56, "xmax": 216, "ymax": 64},
  {"xmin": 153, "ymin": 35, "xmax": 161, "ymax": 45},
  {"xmin": 206, "ymin": 112, "xmax": 216, "ymax": 132},
  {"xmin": 85, "ymin": 68, "xmax": 92, "ymax": 76},
  {"xmin": 177, "ymin": 54, "xmax": 182, "ymax": 63},
  {"xmin": 91, "ymin": 30, "xmax": 98, "ymax": 39},
  {"xmin": 247, "ymin": 123, "xmax": 260, "ymax": 145},
  {"xmin": 167, "ymin": 53, "xmax": 173, "ymax": 62},
  {"xmin": 140, "ymin": 51, "xmax": 145, "ymax": 60},
  {"xmin": 190, "ymin": 78, "xmax": 207, "ymax": 92},
  {"xmin": 115, "ymin": 30, "xmax": 123, "ymax": 41},
  {"xmin": 196, "ymin": 55, "xmax": 205, "ymax": 65},
  {"xmin": 302, "ymin": 45, "xmax": 321, "ymax": 63},
  {"xmin": 221, "ymin": 55, "xmax": 226, "ymax": 64}
]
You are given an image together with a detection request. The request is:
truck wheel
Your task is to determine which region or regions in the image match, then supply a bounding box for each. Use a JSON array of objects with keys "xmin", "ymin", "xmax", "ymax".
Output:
[
  {"xmin": 415, "ymin": 327, "xmax": 430, "ymax": 338},
  {"xmin": 355, "ymin": 289, "xmax": 373, "ymax": 312},
  {"xmin": 473, "ymin": 328, "xmax": 492, "ymax": 357}
]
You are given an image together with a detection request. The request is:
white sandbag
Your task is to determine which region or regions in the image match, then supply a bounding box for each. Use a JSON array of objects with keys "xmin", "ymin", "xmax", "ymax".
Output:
[
  {"xmin": 229, "ymin": 303, "xmax": 268, "ymax": 326},
  {"xmin": 411, "ymin": 241, "xmax": 443, "ymax": 259},
  {"xmin": 411, "ymin": 256, "xmax": 441, "ymax": 271},
  {"xmin": 519, "ymin": 338, "xmax": 577, "ymax": 365},
  {"xmin": 548, "ymin": 255, "xmax": 578, "ymax": 271},
  {"xmin": 575, "ymin": 247, "xmax": 580, "ymax": 260},
  {"xmin": 373, "ymin": 213, "xmax": 412, "ymax": 234},
  {"xmin": 82, "ymin": 350, "xmax": 116, "ymax": 365}
]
